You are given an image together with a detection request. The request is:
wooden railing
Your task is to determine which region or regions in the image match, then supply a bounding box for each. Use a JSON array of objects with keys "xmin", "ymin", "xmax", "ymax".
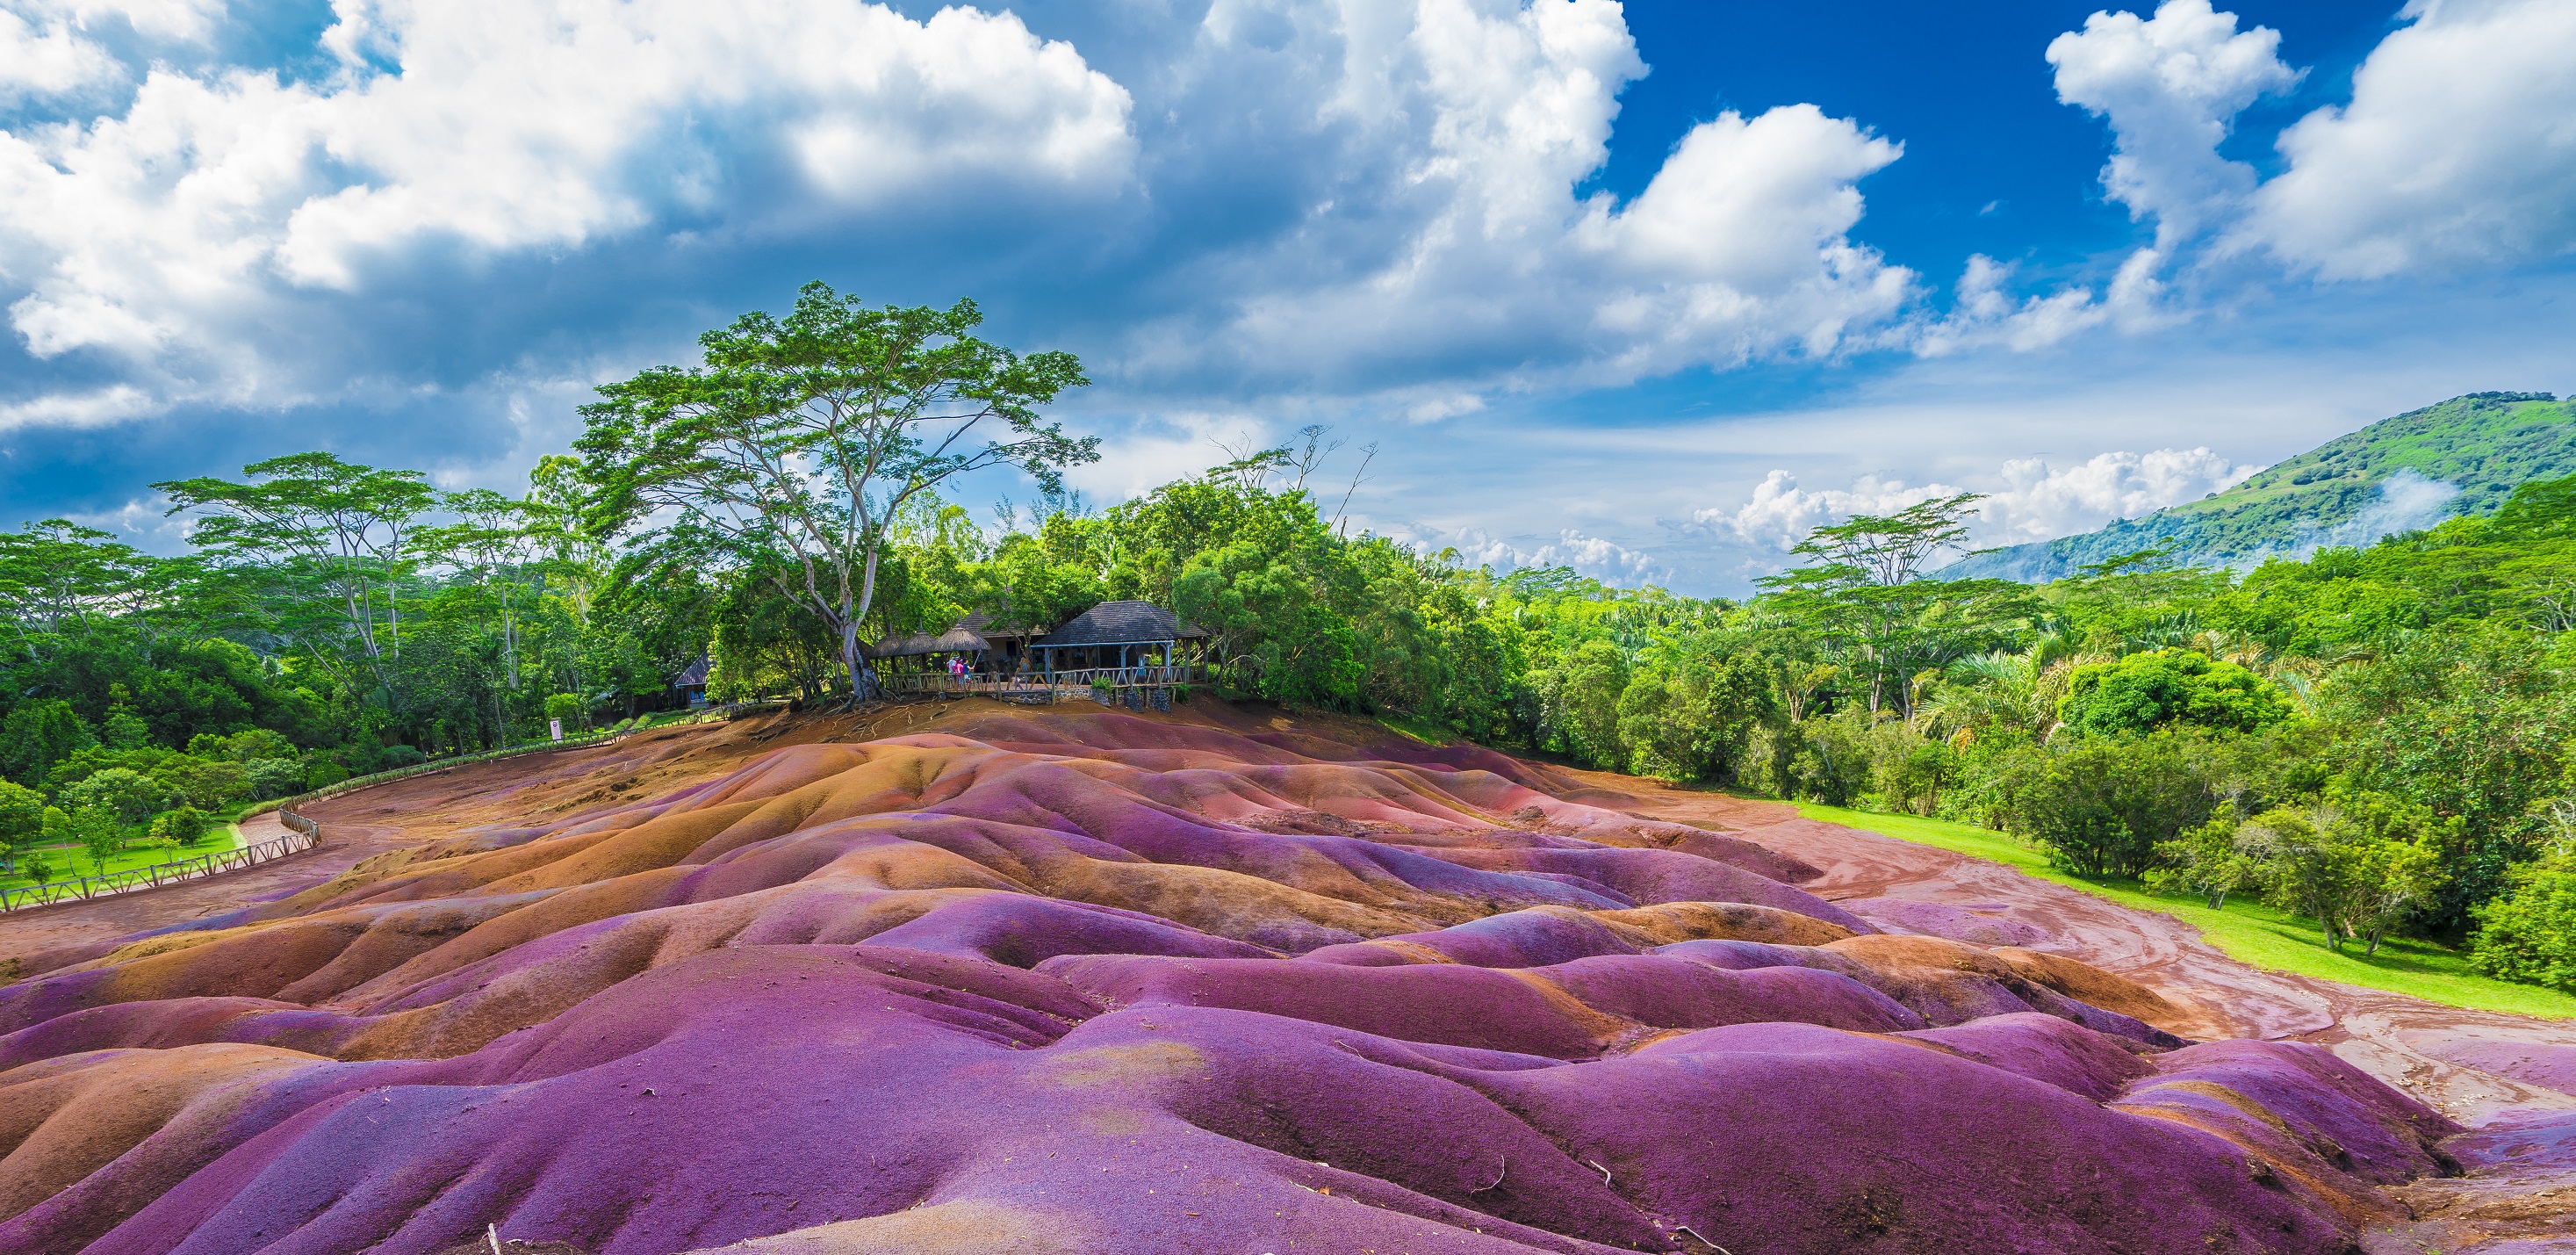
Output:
[
  {"xmin": 0, "ymin": 724, "xmax": 666, "ymax": 916},
  {"xmin": 880, "ymin": 664, "xmax": 1200, "ymax": 696},
  {"xmin": 0, "ymin": 823, "xmax": 325, "ymax": 913}
]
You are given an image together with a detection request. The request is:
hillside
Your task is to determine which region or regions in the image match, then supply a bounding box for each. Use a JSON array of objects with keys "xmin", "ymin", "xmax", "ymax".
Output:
[
  {"xmin": 1943, "ymin": 391, "xmax": 2576, "ymax": 581},
  {"xmin": 0, "ymin": 701, "xmax": 2529, "ymax": 1253}
]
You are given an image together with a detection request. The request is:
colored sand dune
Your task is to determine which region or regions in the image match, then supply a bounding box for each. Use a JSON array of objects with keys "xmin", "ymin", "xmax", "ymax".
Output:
[{"xmin": 0, "ymin": 707, "xmax": 2464, "ymax": 1253}]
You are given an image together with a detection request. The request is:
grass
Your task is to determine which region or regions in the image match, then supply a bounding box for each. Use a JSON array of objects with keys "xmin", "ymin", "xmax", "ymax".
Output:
[
  {"xmin": 1, "ymin": 823, "xmax": 247, "ymax": 894},
  {"xmin": 1373, "ymin": 711, "xmax": 1461, "ymax": 746},
  {"xmin": 1796, "ymin": 802, "xmax": 2576, "ymax": 1021}
]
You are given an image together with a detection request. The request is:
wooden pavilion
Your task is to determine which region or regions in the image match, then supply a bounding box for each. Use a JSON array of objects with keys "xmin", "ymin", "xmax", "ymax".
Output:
[
  {"xmin": 869, "ymin": 600, "xmax": 1205, "ymax": 708},
  {"xmin": 1029, "ymin": 601, "xmax": 1205, "ymax": 682}
]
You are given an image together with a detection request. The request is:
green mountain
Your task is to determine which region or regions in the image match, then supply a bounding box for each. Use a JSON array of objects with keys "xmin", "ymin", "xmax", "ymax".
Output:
[{"xmin": 1941, "ymin": 392, "xmax": 2576, "ymax": 582}]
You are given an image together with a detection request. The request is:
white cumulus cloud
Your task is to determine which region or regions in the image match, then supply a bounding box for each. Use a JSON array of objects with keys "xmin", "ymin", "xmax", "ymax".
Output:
[
  {"xmin": 1139, "ymin": 0, "xmax": 1917, "ymax": 396},
  {"xmin": 0, "ymin": 8, "xmax": 120, "ymax": 100},
  {"xmin": 1703, "ymin": 470, "xmax": 1963, "ymax": 552},
  {"xmin": 2046, "ymin": 0, "xmax": 2299, "ymax": 247},
  {"xmin": 1429, "ymin": 524, "xmax": 1669, "ymax": 586},
  {"xmin": 2241, "ymin": 0, "xmax": 2576, "ymax": 278},
  {"xmin": 1702, "ymin": 447, "xmax": 2259, "ymax": 553},
  {"xmin": 0, "ymin": 0, "xmax": 1134, "ymax": 405},
  {"xmin": 1975, "ymin": 447, "xmax": 2260, "ymax": 544},
  {"xmin": 1916, "ymin": 249, "xmax": 2175, "ymax": 356}
]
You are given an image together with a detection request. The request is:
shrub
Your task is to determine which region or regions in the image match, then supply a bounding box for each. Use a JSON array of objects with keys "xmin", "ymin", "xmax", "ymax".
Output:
[
  {"xmin": 2148, "ymin": 806, "xmax": 2260, "ymax": 909},
  {"xmin": 2237, "ymin": 791, "xmax": 2449, "ymax": 955},
  {"xmin": 43, "ymin": 746, "xmax": 173, "ymax": 793},
  {"xmin": 19, "ymin": 848, "xmax": 54, "ymax": 884},
  {"xmin": 2059, "ymin": 649, "xmax": 2294, "ymax": 737},
  {"xmin": 1989, "ymin": 731, "xmax": 2218, "ymax": 877},
  {"xmin": 190, "ymin": 729, "xmax": 299, "ymax": 762},
  {"xmin": 2472, "ymin": 849, "xmax": 2576, "ymax": 992},
  {"xmin": 1783, "ymin": 711, "xmax": 1874, "ymax": 808},
  {"xmin": 306, "ymin": 761, "xmax": 351, "ymax": 790},
  {"xmin": 101, "ymin": 707, "xmax": 154, "ymax": 749},
  {"xmin": 382, "ymin": 745, "xmax": 427, "ymax": 768}
]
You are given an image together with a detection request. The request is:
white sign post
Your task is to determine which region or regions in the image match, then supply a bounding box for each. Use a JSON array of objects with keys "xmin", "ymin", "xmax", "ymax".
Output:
[{"xmin": 549, "ymin": 718, "xmax": 564, "ymax": 742}]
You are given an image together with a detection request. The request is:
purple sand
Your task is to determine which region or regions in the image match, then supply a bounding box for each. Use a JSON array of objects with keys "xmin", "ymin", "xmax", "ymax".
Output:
[{"xmin": 0, "ymin": 719, "xmax": 2464, "ymax": 1254}]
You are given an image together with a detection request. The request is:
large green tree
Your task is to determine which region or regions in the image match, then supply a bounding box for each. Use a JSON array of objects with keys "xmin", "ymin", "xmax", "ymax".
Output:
[
  {"xmin": 154, "ymin": 453, "xmax": 437, "ymax": 696},
  {"xmin": 1758, "ymin": 494, "xmax": 2026, "ymax": 718},
  {"xmin": 579, "ymin": 283, "xmax": 1095, "ymax": 703}
]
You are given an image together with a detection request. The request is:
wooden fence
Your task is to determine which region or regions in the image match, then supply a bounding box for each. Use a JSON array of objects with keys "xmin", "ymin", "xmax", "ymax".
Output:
[
  {"xmin": 880, "ymin": 665, "xmax": 1201, "ymax": 701},
  {"xmin": 0, "ymin": 722, "xmax": 675, "ymax": 917},
  {"xmin": 0, "ymin": 697, "xmax": 907, "ymax": 917},
  {"xmin": 0, "ymin": 823, "xmax": 325, "ymax": 913}
]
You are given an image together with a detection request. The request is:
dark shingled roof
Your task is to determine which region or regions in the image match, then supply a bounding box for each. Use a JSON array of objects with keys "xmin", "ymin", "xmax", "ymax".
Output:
[
  {"xmin": 1033, "ymin": 600, "xmax": 1205, "ymax": 648},
  {"xmin": 671, "ymin": 657, "xmax": 710, "ymax": 688}
]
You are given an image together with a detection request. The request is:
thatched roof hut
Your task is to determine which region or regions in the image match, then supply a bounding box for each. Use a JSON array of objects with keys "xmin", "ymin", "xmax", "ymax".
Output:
[
  {"xmin": 1033, "ymin": 601, "xmax": 1205, "ymax": 649},
  {"xmin": 863, "ymin": 624, "xmax": 992, "ymax": 660}
]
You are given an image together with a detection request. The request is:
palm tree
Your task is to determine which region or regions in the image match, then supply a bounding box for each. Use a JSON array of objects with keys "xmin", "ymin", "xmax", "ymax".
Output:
[{"xmin": 1932, "ymin": 638, "xmax": 2076, "ymax": 741}]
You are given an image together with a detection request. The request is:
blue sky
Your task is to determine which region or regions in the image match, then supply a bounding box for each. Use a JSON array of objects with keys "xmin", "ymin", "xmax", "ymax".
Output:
[{"xmin": 2, "ymin": 0, "xmax": 2571, "ymax": 593}]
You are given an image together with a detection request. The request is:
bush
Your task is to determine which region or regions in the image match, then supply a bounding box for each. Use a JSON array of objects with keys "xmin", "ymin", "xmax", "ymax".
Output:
[
  {"xmin": 2059, "ymin": 649, "xmax": 2294, "ymax": 737},
  {"xmin": 61, "ymin": 768, "xmax": 178, "ymax": 825},
  {"xmin": 19, "ymin": 849, "xmax": 54, "ymax": 884},
  {"xmin": 101, "ymin": 707, "xmax": 154, "ymax": 749},
  {"xmin": 2472, "ymin": 855, "xmax": 2576, "ymax": 992},
  {"xmin": 382, "ymin": 745, "xmax": 427, "ymax": 768},
  {"xmin": 306, "ymin": 761, "xmax": 351, "ymax": 790},
  {"xmin": 41, "ymin": 747, "xmax": 175, "ymax": 797},
  {"xmin": 1780, "ymin": 711, "xmax": 1874, "ymax": 807},
  {"xmin": 1988, "ymin": 731, "xmax": 2218, "ymax": 877},
  {"xmin": 1879, "ymin": 739, "xmax": 1958, "ymax": 817}
]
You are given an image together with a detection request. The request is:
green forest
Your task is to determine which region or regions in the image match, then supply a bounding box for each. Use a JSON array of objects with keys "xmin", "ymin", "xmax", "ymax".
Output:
[
  {"xmin": 9, "ymin": 284, "xmax": 2576, "ymax": 997},
  {"xmin": 1950, "ymin": 392, "xmax": 2576, "ymax": 580}
]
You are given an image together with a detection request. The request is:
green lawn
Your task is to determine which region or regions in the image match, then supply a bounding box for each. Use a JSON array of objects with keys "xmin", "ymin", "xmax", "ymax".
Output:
[
  {"xmin": 1373, "ymin": 712, "xmax": 1461, "ymax": 746},
  {"xmin": 2, "ymin": 823, "xmax": 247, "ymax": 893},
  {"xmin": 1797, "ymin": 802, "xmax": 2576, "ymax": 1021}
]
